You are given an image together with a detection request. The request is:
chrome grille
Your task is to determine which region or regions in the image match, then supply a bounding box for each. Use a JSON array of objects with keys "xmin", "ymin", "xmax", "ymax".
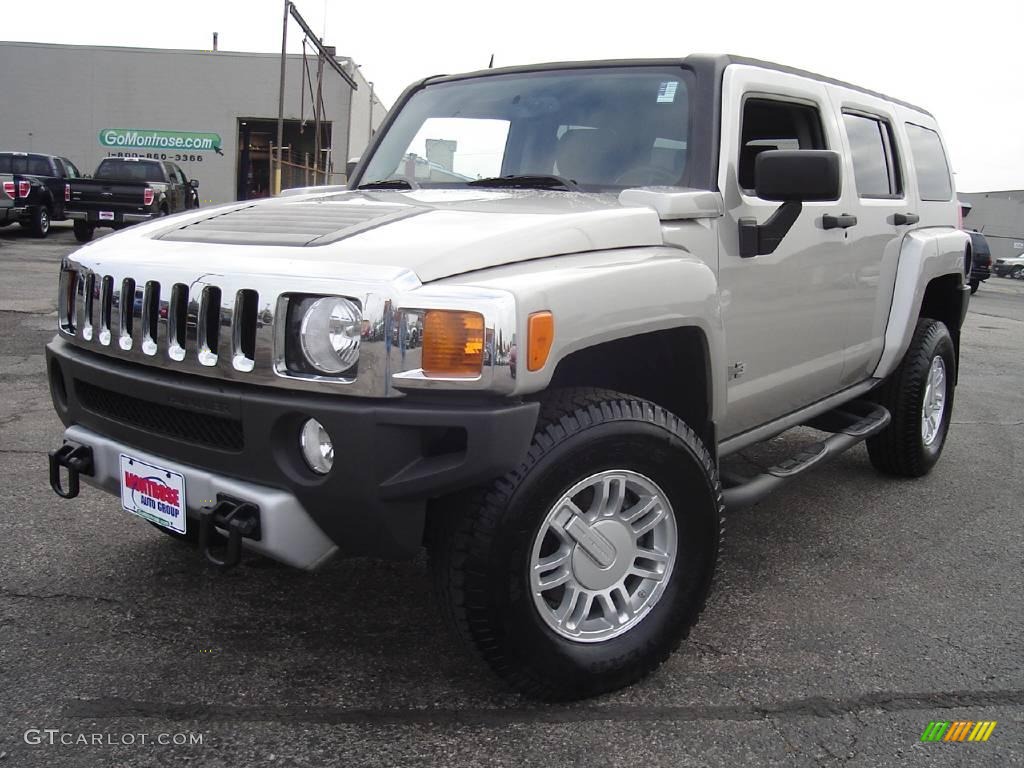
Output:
[{"xmin": 61, "ymin": 265, "xmax": 267, "ymax": 380}]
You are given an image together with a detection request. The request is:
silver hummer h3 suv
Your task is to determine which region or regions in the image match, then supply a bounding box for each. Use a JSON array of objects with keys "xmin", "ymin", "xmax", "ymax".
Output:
[{"xmin": 47, "ymin": 55, "xmax": 971, "ymax": 700}]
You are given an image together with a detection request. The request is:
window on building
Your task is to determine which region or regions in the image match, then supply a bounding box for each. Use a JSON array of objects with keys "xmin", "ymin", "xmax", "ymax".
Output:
[
  {"xmin": 905, "ymin": 123, "xmax": 952, "ymax": 201},
  {"xmin": 843, "ymin": 112, "xmax": 902, "ymax": 198},
  {"xmin": 738, "ymin": 98, "xmax": 827, "ymax": 192}
]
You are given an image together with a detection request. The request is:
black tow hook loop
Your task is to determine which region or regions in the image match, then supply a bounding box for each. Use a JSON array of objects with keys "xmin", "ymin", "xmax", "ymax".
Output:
[
  {"xmin": 48, "ymin": 442, "xmax": 94, "ymax": 499},
  {"xmin": 197, "ymin": 495, "xmax": 261, "ymax": 570}
]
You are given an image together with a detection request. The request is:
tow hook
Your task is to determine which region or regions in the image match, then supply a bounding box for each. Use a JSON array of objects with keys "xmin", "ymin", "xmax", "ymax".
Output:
[
  {"xmin": 48, "ymin": 442, "xmax": 94, "ymax": 499},
  {"xmin": 197, "ymin": 495, "xmax": 261, "ymax": 570}
]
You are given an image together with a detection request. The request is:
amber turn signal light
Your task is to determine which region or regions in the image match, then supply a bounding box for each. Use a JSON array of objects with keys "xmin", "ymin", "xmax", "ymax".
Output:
[
  {"xmin": 527, "ymin": 311, "xmax": 554, "ymax": 371},
  {"xmin": 422, "ymin": 310, "xmax": 485, "ymax": 377}
]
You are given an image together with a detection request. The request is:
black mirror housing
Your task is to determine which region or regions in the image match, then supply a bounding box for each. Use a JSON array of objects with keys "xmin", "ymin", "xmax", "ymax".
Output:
[
  {"xmin": 754, "ymin": 150, "xmax": 840, "ymax": 202},
  {"xmin": 190, "ymin": 179, "xmax": 200, "ymax": 189}
]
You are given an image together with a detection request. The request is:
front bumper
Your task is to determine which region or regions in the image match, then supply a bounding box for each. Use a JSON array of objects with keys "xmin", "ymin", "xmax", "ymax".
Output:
[{"xmin": 47, "ymin": 338, "xmax": 539, "ymax": 565}]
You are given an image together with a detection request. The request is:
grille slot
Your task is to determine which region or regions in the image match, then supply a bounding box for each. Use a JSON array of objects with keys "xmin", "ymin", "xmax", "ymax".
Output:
[
  {"xmin": 141, "ymin": 281, "xmax": 159, "ymax": 355},
  {"xmin": 168, "ymin": 283, "xmax": 188, "ymax": 361},
  {"xmin": 75, "ymin": 379, "xmax": 244, "ymax": 451},
  {"xmin": 58, "ymin": 268, "xmax": 78, "ymax": 334},
  {"xmin": 82, "ymin": 274, "xmax": 95, "ymax": 341},
  {"xmin": 118, "ymin": 278, "xmax": 136, "ymax": 350},
  {"xmin": 232, "ymin": 289, "xmax": 258, "ymax": 372},
  {"xmin": 99, "ymin": 276, "xmax": 114, "ymax": 346}
]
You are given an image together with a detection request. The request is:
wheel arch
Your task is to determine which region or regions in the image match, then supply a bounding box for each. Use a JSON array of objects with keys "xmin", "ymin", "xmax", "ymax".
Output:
[{"xmin": 874, "ymin": 228, "xmax": 970, "ymax": 381}]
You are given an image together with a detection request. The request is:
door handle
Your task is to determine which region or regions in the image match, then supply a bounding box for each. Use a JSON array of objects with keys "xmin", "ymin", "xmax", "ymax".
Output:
[
  {"xmin": 822, "ymin": 213, "xmax": 858, "ymax": 230},
  {"xmin": 892, "ymin": 212, "xmax": 920, "ymax": 225}
]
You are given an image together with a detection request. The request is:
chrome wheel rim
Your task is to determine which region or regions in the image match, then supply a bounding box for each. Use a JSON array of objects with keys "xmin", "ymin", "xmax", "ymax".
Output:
[
  {"xmin": 529, "ymin": 469, "xmax": 677, "ymax": 643},
  {"xmin": 921, "ymin": 355, "xmax": 947, "ymax": 446}
]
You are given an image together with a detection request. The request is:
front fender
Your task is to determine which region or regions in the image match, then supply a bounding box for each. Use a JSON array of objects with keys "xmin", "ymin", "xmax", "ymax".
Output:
[{"xmin": 434, "ymin": 247, "xmax": 727, "ymax": 423}]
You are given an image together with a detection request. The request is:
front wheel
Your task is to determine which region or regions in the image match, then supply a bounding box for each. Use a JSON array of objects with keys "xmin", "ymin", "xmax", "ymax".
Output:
[
  {"xmin": 72, "ymin": 220, "xmax": 94, "ymax": 243},
  {"xmin": 428, "ymin": 388, "xmax": 723, "ymax": 700},
  {"xmin": 30, "ymin": 206, "xmax": 50, "ymax": 238},
  {"xmin": 867, "ymin": 318, "xmax": 956, "ymax": 477}
]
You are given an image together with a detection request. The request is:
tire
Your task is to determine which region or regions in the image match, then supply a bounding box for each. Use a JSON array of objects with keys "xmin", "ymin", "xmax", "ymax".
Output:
[
  {"xmin": 1012, "ymin": 266, "xmax": 1024, "ymax": 280},
  {"xmin": 867, "ymin": 318, "xmax": 956, "ymax": 477},
  {"xmin": 969, "ymin": 279, "xmax": 979, "ymax": 295},
  {"xmin": 72, "ymin": 220, "xmax": 94, "ymax": 243},
  {"xmin": 30, "ymin": 207, "xmax": 50, "ymax": 238},
  {"xmin": 428, "ymin": 387, "xmax": 723, "ymax": 700}
]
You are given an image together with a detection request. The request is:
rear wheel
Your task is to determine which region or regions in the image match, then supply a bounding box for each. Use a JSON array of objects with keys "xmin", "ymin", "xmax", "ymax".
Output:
[
  {"xmin": 73, "ymin": 220, "xmax": 94, "ymax": 243},
  {"xmin": 30, "ymin": 206, "xmax": 50, "ymax": 238},
  {"xmin": 428, "ymin": 388, "xmax": 723, "ymax": 700},
  {"xmin": 1012, "ymin": 266, "xmax": 1024, "ymax": 280},
  {"xmin": 867, "ymin": 318, "xmax": 956, "ymax": 477},
  {"xmin": 969, "ymin": 279, "xmax": 979, "ymax": 294}
]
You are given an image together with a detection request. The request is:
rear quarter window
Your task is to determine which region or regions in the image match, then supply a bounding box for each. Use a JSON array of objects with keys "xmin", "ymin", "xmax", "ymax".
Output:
[{"xmin": 905, "ymin": 123, "xmax": 952, "ymax": 201}]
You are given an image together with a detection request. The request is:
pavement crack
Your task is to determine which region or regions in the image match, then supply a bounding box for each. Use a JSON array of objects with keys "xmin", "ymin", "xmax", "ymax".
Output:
[{"xmin": 61, "ymin": 688, "xmax": 1024, "ymax": 727}]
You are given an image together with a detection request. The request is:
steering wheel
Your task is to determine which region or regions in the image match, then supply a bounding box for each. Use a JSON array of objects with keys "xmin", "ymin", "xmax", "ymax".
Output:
[{"xmin": 614, "ymin": 165, "xmax": 680, "ymax": 187}]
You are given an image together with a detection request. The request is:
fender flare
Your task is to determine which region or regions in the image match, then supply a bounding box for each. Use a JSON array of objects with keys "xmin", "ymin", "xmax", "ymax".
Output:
[{"xmin": 874, "ymin": 227, "xmax": 969, "ymax": 380}]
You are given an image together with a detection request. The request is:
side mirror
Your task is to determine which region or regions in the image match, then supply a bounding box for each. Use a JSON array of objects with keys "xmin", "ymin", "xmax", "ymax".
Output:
[
  {"xmin": 739, "ymin": 150, "xmax": 842, "ymax": 258},
  {"xmin": 754, "ymin": 150, "xmax": 840, "ymax": 202},
  {"xmin": 346, "ymin": 157, "xmax": 360, "ymax": 179},
  {"xmin": 190, "ymin": 179, "xmax": 200, "ymax": 190}
]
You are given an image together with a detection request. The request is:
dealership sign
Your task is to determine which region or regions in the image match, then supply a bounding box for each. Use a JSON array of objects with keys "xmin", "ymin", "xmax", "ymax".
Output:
[{"xmin": 99, "ymin": 128, "xmax": 222, "ymax": 153}]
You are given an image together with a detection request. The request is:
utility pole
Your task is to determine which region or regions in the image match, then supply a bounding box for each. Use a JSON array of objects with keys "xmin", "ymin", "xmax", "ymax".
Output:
[{"xmin": 275, "ymin": 0, "xmax": 290, "ymax": 196}]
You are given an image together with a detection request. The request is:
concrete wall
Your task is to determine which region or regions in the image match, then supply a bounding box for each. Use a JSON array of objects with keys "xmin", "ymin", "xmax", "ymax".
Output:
[
  {"xmin": 0, "ymin": 41, "xmax": 387, "ymax": 205},
  {"xmin": 961, "ymin": 190, "xmax": 1024, "ymax": 261},
  {"xmin": 344, "ymin": 62, "xmax": 389, "ymax": 164}
]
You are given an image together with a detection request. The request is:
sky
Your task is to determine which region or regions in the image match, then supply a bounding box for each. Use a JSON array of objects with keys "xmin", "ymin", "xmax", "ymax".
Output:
[{"xmin": 4, "ymin": 0, "xmax": 1022, "ymax": 191}]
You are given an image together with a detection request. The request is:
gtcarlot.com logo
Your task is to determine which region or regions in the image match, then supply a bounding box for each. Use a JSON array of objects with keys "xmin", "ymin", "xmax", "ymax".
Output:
[
  {"xmin": 24, "ymin": 729, "xmax": 204, "ymax": 747},
  {"xmin": 921, "ymin": 720, "xmax": 997, "ymax": 743}
]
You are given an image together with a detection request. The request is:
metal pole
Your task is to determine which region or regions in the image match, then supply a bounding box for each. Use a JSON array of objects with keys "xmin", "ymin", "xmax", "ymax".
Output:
[
  {"xmin": 274, "ymin": 0, "xmax": 290, "ymax": 196},
  {"xmin": 368, "ymin": 81, "xmax": 375, "ymax": 143}
]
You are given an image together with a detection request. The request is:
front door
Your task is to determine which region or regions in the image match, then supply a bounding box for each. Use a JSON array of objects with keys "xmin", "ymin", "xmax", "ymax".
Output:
[{"xmin": 716, "ymin": 66, "xmax": 851, "ymax": 439}]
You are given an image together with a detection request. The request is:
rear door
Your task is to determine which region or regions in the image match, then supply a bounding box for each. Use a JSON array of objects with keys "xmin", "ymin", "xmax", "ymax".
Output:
[{"xmin": 825, "ymin": 87, "xmax": 908, "ymax": 384}]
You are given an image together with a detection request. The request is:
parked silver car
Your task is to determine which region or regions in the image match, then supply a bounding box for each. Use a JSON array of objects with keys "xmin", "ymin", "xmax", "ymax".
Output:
[{"xmin": 994, "ymin": 252, "xmax": 1024, "ymax": 278}]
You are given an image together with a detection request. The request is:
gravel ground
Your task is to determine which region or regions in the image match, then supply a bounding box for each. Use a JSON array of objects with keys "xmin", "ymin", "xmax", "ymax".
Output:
[{"xmin": 1, "ymin": 224, "xmax": 1021, "ymax": 767}]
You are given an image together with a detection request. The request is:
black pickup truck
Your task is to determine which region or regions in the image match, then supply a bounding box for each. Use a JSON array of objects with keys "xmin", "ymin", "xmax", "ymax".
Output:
[
  {"xmin": 0, "ymin": 152, "xmax": 84, "ymax": 237},
  {"xmin": 67, "ymin": 157, "xmax": 200, "ymax": 242}
]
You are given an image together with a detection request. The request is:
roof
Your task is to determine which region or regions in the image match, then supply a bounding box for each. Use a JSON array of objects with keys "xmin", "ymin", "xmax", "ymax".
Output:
[{"xmin": 421, "ymin": 54, "xmax": 932, "ymax": 116}]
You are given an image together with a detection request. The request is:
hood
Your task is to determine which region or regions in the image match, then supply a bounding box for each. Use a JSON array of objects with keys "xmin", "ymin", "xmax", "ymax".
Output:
[{"xmin": 145, "ymin": 189, "xmax": 667, "ymax": 282}]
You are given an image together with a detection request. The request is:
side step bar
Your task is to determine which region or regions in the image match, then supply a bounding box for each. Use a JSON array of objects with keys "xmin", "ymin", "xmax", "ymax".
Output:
[{"xmin": 721, "ymin": 401, "xmax": 890, "ymax": 511}]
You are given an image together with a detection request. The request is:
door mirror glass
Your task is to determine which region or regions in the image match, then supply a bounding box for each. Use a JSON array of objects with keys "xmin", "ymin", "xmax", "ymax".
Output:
[
  {"xmin": 754, "ymin": 150, "xmax": 840, "ymax": 202},
  {"xmin": 189, "ymin": 179, "xmax": 200, "ymax": 189}
]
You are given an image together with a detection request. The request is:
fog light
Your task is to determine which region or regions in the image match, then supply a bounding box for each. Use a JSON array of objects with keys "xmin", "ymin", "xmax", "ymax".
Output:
[{"xmin": 300, "ymin": 418, "xmax": 333, "ymax": 475}]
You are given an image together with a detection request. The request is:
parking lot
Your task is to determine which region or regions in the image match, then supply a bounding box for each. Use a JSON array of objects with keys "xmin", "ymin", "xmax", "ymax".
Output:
[{"xmin": 1, "ymin": 224, "xmax": 1022, "ymax": 766}]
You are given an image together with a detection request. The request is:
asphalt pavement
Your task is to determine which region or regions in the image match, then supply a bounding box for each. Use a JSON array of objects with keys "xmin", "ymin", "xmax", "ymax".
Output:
[{"xmin": 1, "ymin": 223, "xmax": 1022, "ymax": 767}]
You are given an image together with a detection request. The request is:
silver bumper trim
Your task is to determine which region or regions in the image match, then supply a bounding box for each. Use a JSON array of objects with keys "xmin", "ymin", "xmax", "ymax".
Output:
[{"xmin": 64, "ymin": 425, "xmax": 338, "ymax": 570}]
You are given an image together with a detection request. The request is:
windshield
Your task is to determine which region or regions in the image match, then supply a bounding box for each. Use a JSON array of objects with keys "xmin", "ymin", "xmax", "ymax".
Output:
[
  {"xmin": 360, "ymin": 67, "xmax": 692, "ymax": 191},
  {"xmin": 95, "ymin": 159, "xmax": 165, "ymax": 182}
]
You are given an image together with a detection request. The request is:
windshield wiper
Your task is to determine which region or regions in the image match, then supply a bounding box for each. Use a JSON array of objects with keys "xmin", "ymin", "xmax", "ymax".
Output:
[
  {"xmin": 356, "ymin": 178, "xmax": 417, "ymax": 190},
  {"xmin": 467, "ymin": 174, "xmax": 578, "ymax": 190}
]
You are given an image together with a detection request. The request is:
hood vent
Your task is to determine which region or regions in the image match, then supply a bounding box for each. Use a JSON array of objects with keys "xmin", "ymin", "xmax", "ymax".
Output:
[{"xmin": 156, "ymin": 201, "xmax": 422, "ymax": 247}]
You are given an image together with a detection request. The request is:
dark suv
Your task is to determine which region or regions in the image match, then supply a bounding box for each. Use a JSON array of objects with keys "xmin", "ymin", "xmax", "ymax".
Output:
[
  {"xmin": 967, "ymin": 231, "xmax": 992, "ymax": 294},
  {"xmin": 0, "ymin": 152, "xmax": 83, "ymax": 237}
]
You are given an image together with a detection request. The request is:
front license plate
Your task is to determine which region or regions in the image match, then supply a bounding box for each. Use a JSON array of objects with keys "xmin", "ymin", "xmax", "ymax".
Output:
[
  {"xmin": 119, "ymin": 454, "xmax": 186, "ymax": 534},
  {"xmin": 99, "ymin": 211, "xmax": 115, "ymax": 221}
]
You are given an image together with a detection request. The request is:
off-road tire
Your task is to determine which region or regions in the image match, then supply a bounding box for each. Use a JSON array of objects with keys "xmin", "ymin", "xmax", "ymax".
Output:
[
  {"xmin": 867, "ymin": 318, "xmax": 956, "ymax": 477},
  {"xmin": 428, "ymin": 387, "xmax": 724, "ymax": 700},
  {"xmin": 30, "ymin": 206, "xmax": 50, "ymax": 238},
  {"xmin": 73, "ymin": 220, "xmax": 94, "ymax": 243}
]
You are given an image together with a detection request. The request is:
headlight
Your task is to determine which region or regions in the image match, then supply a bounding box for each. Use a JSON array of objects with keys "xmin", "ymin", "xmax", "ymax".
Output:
[{"xmin": 299, "ymin": 296, "xmax": 361, "ymax": 374}]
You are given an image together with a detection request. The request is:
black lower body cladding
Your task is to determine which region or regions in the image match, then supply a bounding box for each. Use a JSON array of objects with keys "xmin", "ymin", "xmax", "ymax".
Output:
[{"xmin": 46, "ymin": 339, "xmax": 539, "ymax": 560}]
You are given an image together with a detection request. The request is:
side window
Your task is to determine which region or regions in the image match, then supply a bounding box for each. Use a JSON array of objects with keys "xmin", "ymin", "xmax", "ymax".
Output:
[
  {"xmin": 63, "ymin": 160, "xmax": 81, "ymax": 179},
  {"xmin": 53, "ymin": 159, "xmax": 66, "ymax": 177},
  {"xmin": 28, "ymin": 156, "xmax": 51, "ymax": 175},
  {"xmin": 904, "ymin": 123, "xmax": 952, "ymax": 201},
  {"xmin": 843, "ymin": 112, "xmax": 902, "ymax": 198},
  {"xmin": 738, "ymin": 98, "xmax": 826, "ymax": 192}
]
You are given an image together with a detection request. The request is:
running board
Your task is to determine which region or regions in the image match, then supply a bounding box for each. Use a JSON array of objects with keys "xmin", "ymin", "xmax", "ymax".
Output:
[{"xmin": 721, "ymin": 401, "xmax": 890, "ymax": 511}]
